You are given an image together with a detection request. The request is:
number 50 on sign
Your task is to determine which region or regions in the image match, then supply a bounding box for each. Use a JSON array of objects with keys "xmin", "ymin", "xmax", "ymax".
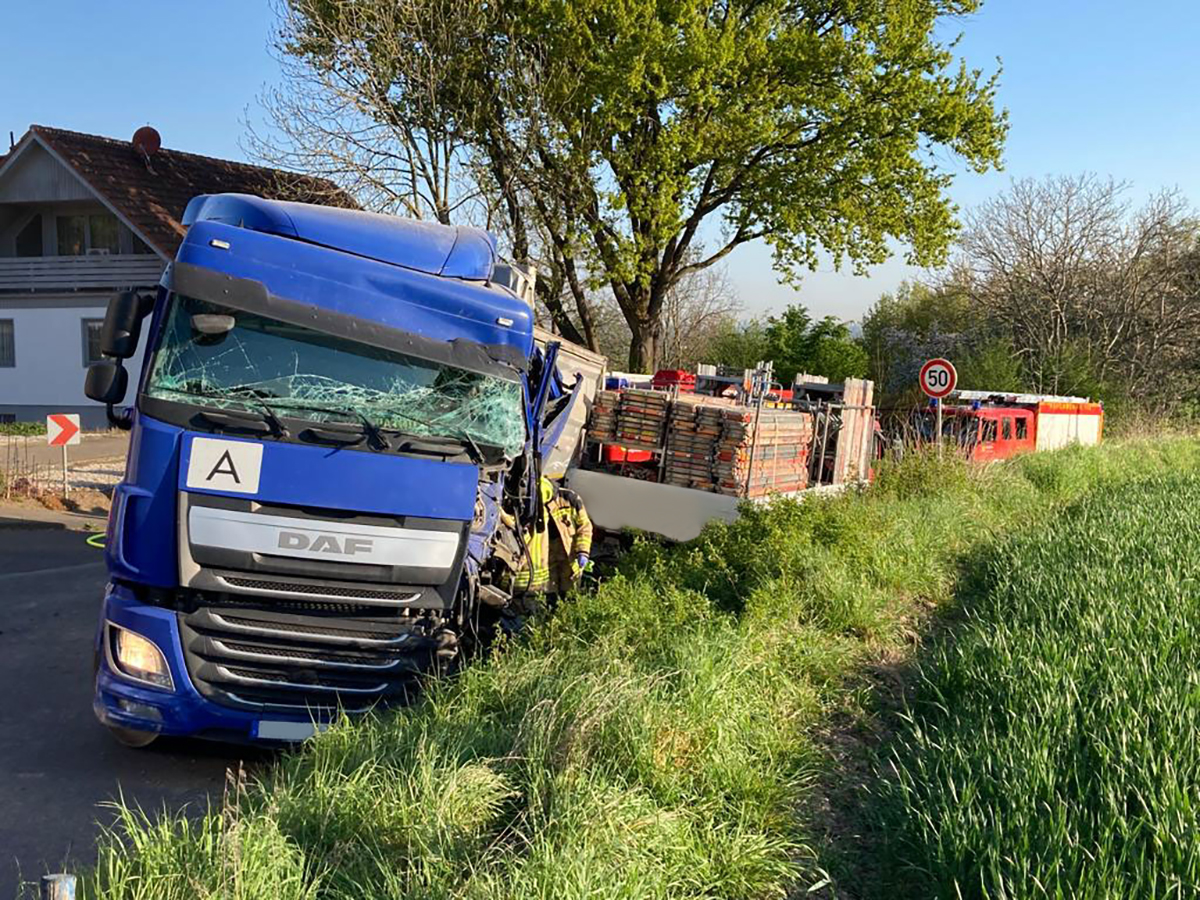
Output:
[{"xmin": 919, "ymin": 358, "xmax": 957, "ymax": 399}]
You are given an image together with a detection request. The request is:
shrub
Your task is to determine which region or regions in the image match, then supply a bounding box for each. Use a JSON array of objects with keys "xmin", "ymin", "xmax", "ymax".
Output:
[{"xmin": 0, "ymin": 421, "xmax": 47, "ymax": 436}]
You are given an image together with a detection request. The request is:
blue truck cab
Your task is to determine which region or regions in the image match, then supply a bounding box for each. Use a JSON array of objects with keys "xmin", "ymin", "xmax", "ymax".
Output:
[{"xmin": 84, "ymin": 194, "xmax": 568, "ymax": 746}]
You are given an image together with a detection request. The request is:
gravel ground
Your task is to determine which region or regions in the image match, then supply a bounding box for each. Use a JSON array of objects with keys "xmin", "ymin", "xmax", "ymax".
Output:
[
  {"xmin": 2, "ymin": 455, "xmax": 122, "ymax": 515},
  {"xmin": 8, "ymin": 455, "xmax": 123, "ymax": 493},
  {"xmin": 62, "ymin": 456, "xmax": 125, "ymax": 492}
]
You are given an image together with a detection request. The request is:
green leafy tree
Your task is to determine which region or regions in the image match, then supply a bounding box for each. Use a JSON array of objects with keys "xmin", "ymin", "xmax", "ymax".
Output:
[
  {"xmin": 762, "ymin": 305, "xmax": 868, "ymax": 384},
  {"xmin": 271, "ymin": 0, "xmax": 1007, "ymax": 371},
  {"xmin": 861, "ymin": 280, "xmax": 972, "ymax": 391},
  {"xmin": 703, "ymin": 319, "xmax": 768, "ymax": 371},
  {"xmin": 955, "ymin": 338, "xmax": 1025, "ymax": 394}
]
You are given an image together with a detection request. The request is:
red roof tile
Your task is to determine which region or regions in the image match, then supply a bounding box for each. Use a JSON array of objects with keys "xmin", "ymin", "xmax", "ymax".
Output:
[{"xmin": 28, "ymin": 125, "xmax": 357, "ymax": 257}]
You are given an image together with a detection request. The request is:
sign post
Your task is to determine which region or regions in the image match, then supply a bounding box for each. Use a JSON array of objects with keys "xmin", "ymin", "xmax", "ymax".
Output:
[
  {"xmin": 46, "ymin": 413, "xmax": 82, "ymax": 496},
  {"xmin": 918, "ymin": 359, "xmax": 957, "ymax": 458}
]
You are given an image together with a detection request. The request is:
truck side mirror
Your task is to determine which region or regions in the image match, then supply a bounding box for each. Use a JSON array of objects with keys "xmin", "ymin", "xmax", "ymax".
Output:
[
  {"xmin": 85, "ymin": 360, "xmax": 129, "ymax": 405},
  {"xmin": 100, "ymin": 291, "xmax": 154, "ymax": 359}
]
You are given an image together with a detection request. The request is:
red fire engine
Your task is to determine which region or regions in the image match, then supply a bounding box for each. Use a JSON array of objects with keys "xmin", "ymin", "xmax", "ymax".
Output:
[{"xmin": 930, "ymin": 391, "xmax": 1104, "ymax": 463}]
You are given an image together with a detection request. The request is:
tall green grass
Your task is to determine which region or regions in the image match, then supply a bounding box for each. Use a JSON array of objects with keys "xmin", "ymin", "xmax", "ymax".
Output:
[
  {"xmin": 875, "ymin": 469, "xmax": 1200, "ymax": 899},
  {"xmin": 77, "ymin": 438, "xmax": 1200, "ymax": 899}
]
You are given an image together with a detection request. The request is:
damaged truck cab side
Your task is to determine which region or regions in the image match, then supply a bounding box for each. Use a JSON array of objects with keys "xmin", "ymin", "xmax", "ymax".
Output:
[{"xmin": 85, "ymin": 194, "xmax": 571, "ymax": 746}]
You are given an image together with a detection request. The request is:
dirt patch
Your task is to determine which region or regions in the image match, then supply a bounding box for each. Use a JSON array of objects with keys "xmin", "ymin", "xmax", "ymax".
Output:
[
  {"xmin": 57, "ymin": 488, "xmax": 112, "ymax": 516},
  {"xmin": 1, "ymin": 480, "xmax": 112, "ymax": 517},
  {"xmin": 37, "ymin": 492, "xmax": 68, "ymax": 512},
  {"xmin": 796, "ymin": 597, "xmax": 944, "ymax": 900}
]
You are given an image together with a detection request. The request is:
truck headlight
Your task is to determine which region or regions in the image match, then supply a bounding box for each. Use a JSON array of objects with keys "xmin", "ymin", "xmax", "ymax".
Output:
[{"xmin": 107, "ymin": 623, "xmax": 174, "ymax": 691}]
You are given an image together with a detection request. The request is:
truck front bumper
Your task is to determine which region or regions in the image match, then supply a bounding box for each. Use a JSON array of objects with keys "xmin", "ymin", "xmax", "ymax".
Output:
[{"xmin": 94, "ymin": 584, "xmax": 331, "ymax": 743}]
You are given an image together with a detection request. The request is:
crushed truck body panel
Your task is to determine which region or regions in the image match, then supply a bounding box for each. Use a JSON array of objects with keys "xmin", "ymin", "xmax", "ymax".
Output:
[{"xmin": 534, "ymin": 326, "xmax": 606, "ymax": 479}]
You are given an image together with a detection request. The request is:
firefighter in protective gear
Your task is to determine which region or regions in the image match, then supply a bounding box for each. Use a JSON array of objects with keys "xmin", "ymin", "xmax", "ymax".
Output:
[{"xmin": 511, "ymin": 477, "xmax": 593, "ymax": 598}]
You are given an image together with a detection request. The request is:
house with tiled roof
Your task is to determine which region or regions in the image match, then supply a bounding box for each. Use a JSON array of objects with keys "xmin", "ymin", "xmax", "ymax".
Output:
[{"xmin": 0, "ymin": 125, "xmax": 354, "ymax": 427}]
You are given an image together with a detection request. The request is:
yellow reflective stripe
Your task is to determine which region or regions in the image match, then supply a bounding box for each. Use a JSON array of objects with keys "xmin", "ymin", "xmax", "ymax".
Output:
[
  {"xmin": 512, "ymin": 523, "xmax": 551, "ymax": 590},
  {"xmin": 512, "ymin": 572, "xmax": 550, "ymax": 590}
]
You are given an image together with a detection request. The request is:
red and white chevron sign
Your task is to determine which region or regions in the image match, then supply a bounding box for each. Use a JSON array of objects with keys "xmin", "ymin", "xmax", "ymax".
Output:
[{"xmin": 46, "ymin": 413, "xmax": 82, "ymax": 447}]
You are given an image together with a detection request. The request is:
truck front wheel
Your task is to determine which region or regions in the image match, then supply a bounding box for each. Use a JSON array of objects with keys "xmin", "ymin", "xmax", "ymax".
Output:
[{"xmin": 106, "ymin": 725, "xmax": 159, "ymax": 749}]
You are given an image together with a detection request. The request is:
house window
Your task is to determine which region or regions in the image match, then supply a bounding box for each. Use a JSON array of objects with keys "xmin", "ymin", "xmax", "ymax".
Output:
[
  {"xmin": 55, "ymin": 212, "xmax": 122, "ymax": 255},
  {"xmin": 57, "ymin": 215, "xmax": 87, "ymax": 255},
  {"xmin": 1016, "ymin": 417, "xmax": 1029, "ymax": 440},
  {"xmin": 15, "ymin": 215, "xmax": 43, "ymax": 257},
  {"xmin": 82, "ymin": 318, "xmax": 105, "ymax": 366},
  {"xmin": 0, "ymin": 320, "xmax": 14, "ymax": 367},
  {"xmin": 89, "ymin": 214, "xmax": 120, "ymax": 254}
]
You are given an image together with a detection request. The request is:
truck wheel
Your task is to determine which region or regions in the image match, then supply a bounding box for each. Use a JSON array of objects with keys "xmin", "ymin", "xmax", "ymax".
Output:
[{"xmin": 107, "ymin": 725, "xmax": 158, "ymax": 749}]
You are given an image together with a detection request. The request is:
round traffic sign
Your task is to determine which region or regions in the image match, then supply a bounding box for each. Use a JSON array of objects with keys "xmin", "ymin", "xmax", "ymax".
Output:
[{"xmin": 919, "ymin": 358, "xmax": 957, "ymax": 399}]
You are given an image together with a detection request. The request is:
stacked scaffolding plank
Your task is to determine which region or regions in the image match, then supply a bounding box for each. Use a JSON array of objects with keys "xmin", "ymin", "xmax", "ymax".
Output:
[
  {"xmin": 714, "ymin": 408, "xmax": 814, "ymax": 497},
  {"xmin": 589, "ymin": 390, "xmax": 620, "ymax": 443},
  {"xmin": 588, "ymin": 388, "xmax": 820, "ymax": 497},
  {"xmin": 662, "ymin": 398, "xmax": 727, "ymax": 490},
  {"xmin": 831, "ymin": 378, "xmax": 875, "ymax": 484},
  {"xmin": 611, "ymin": 389, "xmax": 670, "ymax": 450}
]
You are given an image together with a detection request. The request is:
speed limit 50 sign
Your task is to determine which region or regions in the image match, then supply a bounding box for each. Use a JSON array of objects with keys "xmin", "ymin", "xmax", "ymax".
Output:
[{"xmin": 919, "ymin": 358, "xmax": 957, "ymax": 399}]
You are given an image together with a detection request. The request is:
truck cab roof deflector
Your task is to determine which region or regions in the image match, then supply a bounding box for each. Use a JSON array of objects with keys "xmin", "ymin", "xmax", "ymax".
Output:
[{"xmin": 170, "ymin": 261, "xmax": 527, "ymax": 378}]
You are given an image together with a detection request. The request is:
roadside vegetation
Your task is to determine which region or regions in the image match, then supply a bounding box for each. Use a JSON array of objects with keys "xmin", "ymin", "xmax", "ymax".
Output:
[
  {"xmin": 79, "ymin": 437, "xmax": 1200, "ymax": 899},
  {"xmin": 0, "ymin": 422, "xmax": 46, "ymax": 436},
  {"xmin": 870, "ymin": 468, "xmax": 1200, "ymax": 897}
]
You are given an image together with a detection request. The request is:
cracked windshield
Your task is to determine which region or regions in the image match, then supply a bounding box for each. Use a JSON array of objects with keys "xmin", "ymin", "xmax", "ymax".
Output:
[{"xmin": 145, "ymin": 294, "xmax": 526, "ymax": 457}]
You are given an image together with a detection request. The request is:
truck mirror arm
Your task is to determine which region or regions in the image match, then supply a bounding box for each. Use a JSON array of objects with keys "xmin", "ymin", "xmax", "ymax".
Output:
[{"xmin": 106, "ymin": 402, "xmax": 133, "ymax": 431}]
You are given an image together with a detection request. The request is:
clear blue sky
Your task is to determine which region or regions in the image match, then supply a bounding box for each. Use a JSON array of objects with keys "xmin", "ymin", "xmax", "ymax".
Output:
[{"xmin": 3, "ymin": 1, "xmax": 1197, "ymax": 321}]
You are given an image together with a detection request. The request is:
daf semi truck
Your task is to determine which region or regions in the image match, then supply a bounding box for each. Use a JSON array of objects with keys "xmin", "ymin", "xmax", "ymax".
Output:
[{"xmin": 84, "ymin": 194, "xmax": 585, "ymax": 747}]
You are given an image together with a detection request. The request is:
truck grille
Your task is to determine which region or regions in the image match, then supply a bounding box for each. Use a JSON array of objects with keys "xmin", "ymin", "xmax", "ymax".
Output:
[
  {"xmin": 213, "ymin": 573, "xmax": 422, "ymax": 606},
  {"xmin": 179, "ymin": 606, "xmax": 443, "ymax": 712}
]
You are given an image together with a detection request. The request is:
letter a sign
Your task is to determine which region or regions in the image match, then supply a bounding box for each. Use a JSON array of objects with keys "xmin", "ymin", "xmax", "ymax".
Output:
[{"xmin": 186, "ymin": 437, "xmax": 263, "ymax": 494}]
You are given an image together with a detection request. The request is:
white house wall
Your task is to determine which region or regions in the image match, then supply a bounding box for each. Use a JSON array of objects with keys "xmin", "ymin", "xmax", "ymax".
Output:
[{"xmin": 0, "ymin": 295, "xmax": 147, "ymax": 428}]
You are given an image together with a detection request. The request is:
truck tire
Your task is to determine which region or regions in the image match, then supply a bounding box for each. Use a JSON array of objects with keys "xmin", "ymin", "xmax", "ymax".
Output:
[{"xmin": 106, "ymin": 725, "xmax": 158, "ymax": 749}]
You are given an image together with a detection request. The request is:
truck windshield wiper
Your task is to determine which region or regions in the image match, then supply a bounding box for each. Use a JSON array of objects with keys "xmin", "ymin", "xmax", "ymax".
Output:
[
  {"xmin": 226, "ymin": 390, "xmax": 290, "ymax": 438},
  {"xmin": 349, "ymin": 409, "xmax": 389, "ymax": 450},
  {"xmin": 451, "ymin": 429, "xmax": 484, "ymax": 465},
  {"xmin": 196, "ymin": 408, "xmax": 272, "ymax": 435},
  {"xmin": 191, "ymin": 393, "xmax": 288, "ymax": 438},
  {"xmin": 247, "ymin": 398, "xmax": 391, "ymax": 450},
  {"xmin": 372, "ymin": 407, "xmax": 485, "ymax": 463},
  {"xmin": 190, "ymin": 389, "xmax": 484, "ymax": 459},
  {"xmin": 270, "ymin": 400, "xmax": 479, "ymax": 460}
]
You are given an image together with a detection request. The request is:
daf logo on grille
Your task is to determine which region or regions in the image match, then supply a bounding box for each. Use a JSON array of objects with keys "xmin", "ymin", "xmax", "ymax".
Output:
[{"xmin": 277, "ymin": 530, "xmax": 375, "ymax": 556}]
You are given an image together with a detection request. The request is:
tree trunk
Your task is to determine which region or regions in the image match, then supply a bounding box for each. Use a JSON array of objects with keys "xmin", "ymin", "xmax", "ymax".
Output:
[
  {"xmin": 537, "ymin": 274, "xmax": 588, "ymax": 347},
  {"xmin": 625, "ymin": 267, "xmax": 678, "ymax": 371},
  {"xmin": 627, "ymin": 318, "xmax": 657, "ymax": 373}
]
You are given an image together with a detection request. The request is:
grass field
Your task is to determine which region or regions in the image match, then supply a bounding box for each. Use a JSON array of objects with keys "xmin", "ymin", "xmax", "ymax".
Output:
[
  {"xmin": 872, "ymin": 470, "xmax": 1200, "ymax": 898},
  {"xmin": 76, "ymin": 438, "xmax": 1200, "ymax": 899}
]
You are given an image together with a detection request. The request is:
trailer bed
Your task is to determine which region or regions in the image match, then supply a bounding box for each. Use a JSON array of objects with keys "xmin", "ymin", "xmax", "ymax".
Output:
[{"xmin": 567, "ymin": 468, "xmax": 846, "ymax": 542}]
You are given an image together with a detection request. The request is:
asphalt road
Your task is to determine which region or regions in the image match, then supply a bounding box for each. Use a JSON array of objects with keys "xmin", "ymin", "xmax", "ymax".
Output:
[{"xmin": 0, "ymin": 525, "xmax": 264, "ymax": 895}]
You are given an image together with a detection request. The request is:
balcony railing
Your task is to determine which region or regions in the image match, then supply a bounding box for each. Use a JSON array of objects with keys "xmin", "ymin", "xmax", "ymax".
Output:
[{"xmin": 0, "ymin": 255, "xmax": 166, "ymax": 292}]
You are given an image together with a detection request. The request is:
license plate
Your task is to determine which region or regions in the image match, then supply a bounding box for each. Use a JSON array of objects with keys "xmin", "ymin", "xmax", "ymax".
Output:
[{"xmin": 254, "ymin": 720, "xmax": 326, "ymax": 742}]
